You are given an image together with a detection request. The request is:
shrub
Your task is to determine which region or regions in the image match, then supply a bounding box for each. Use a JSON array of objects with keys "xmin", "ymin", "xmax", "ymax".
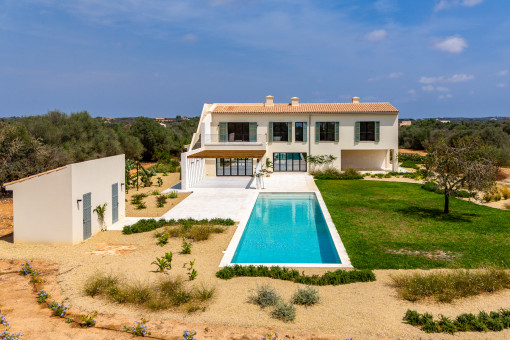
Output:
[
  {"xmin": 151, "ymin": 190, "xmax": 160, "ymax": 196},
  {"xmin": 84, "ymin": 272, "xmax": 119, "ymax": 297},
  {"xmin": 80, "ymin": 311, "xmax": 98, "ymax": 327},
  {"xmin": 156, "ymin": 194, "xmax": 167, "ymax": 208},
  {"xmin": 291, "ymin": 286, "xmax": 320, "ymax": 306},
  {"xmin": 156, "ymin": 232, "xmax": 169, "ymax": 246},
  {"xmin": 181, "ymin": 330, "xmax": 197, "ymax": 340},
  {"xmin": 500, "ymin": 185, "xmax": 510, "ymax": 200},
  {"xmin": 271, "ymin": 301, "xmax": 296, "ymax": 322},
  {"xmin": 216, "ymin": 265, "xmax": 375, "ymax": 286},
  {"xmin": 398, "ymin": 153, "xmax": 425, "ymax": 163},
  {"xmin": 194, "ymin": 283, "xmax": 215, "ymax": 302},
  {"xmin": 19, "ymin": 260, "xmax": 34, "ymax": 275},
  {"xmin": 249, "ymin": 285, "xmax": 280, "ymax": 308},
  {"xmin": 157, "ymin": 177, "xmax": 163, "ymax": 187},
  {"xmin": 130, "ymin": 193, "xmax": 147, "ymax": 205},
  {"xmin": 122, "ymin": 218, "xmax": 233, "ymax": 235},
  {"xmin": 391, "ymin": 268, "xmax": 510, "ymax": 302},
  {"xmin": 422, "ymin": 181, "xmax": 473, "ymax": 198},
  {"xmin": 168, "ymin": 190, "xmax": 178, "ymax": 199},
  {"xmin": 181, "ymin": 238, "xmax": 193, "ymax": 254},
  {"xmin": 136, "ymin": 202, "xmax": 147, "ymax": 209}
]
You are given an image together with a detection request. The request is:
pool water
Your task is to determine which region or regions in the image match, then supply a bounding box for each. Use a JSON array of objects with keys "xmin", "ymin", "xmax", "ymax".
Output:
[{"xmin": 231, "ymin": 193, "xmax": 341, "ymax": 264}]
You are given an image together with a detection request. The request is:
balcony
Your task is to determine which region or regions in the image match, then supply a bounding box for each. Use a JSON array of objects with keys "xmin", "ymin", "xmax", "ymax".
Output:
[{"xmin": 200, "ymin": 134, "xmax": 267, "ymax": 152}]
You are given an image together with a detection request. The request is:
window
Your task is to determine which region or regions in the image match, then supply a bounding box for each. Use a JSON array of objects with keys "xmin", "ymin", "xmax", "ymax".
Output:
[
  {"xmin": 227, "ymin": 122, "xmax": 249, "ymax": 142},
  {"xmin": 216, "ymin": 158, "xmax": 253, "ymax": 176},
  {"xmin": 273, "ymin": 153, "xmax": 307, "ymax": 172},
  {"xmin": 295, "ymin": 122, "xmax": 304, "ymax": 142},
  {"xmin": 319, "ymin": 122, "xmax": 336, "ymax": 141},
  {"xmin": 272, "ymin": 122, "xmax": 289, "ymax": 142},
  {"xmin": 360, "ymin": 122, "xmax": 375, "ymax": 141}
]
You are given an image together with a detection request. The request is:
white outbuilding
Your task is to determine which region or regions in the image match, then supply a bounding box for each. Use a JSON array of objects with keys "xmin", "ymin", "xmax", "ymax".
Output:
[{"xmin": 4, "ymin": 155, "xmax": 125, "ymax": 244}]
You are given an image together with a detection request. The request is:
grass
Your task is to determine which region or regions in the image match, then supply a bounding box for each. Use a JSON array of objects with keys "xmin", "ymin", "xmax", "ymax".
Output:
[
  {"xmin": 391, "ymin": 268, "xmax": 510, "ymax": 302},
  {"xmin": 216, "ymin": 265, "xmax": 375, "ymax": 285},
  {"xmin": 84, "ymin": 273, "xmax": 214, "ymax": 311},
  {"xmin": 315, "ymin": 180, "xmax": 510, "ymax": 269}
]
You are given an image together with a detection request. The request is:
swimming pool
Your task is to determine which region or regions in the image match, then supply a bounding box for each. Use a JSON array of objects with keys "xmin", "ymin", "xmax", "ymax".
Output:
[{"xmin": 231, "ymin": 193, "xmax": 342, "ymax": 264}]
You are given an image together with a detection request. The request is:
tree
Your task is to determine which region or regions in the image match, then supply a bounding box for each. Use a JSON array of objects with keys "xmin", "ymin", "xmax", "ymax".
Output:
[{"xmin": 424, "ymin": 137, "xmax": 497, "ymax": 214}]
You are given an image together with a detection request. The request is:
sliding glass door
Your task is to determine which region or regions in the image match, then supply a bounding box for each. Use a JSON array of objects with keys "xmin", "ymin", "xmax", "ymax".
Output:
[
  {"xmin": 216, "ymin": 158, "xmax": 253, "ymax": 176},
  {"xmin": 273, "ymin": 153, "xmax": 307, "ymax": 172}
]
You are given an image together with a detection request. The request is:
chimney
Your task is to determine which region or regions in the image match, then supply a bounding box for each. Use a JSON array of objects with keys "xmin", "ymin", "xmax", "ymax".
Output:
[
  {"xmin": 265, "ymin": 95, "xmax": 274, "ymax": 107},
  {"xmin": 291, "ymin": 97, "xmax": 299, "ymax": 107},
  {"xmin": 352, "ymin": 96, "xmax": 360, "ymax": 104}
]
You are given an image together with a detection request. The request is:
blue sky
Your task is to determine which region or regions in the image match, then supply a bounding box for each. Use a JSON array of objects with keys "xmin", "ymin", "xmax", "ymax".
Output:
[{"xmin": 0, "ymin": 0, "xmax": 509, "ymax": 118}]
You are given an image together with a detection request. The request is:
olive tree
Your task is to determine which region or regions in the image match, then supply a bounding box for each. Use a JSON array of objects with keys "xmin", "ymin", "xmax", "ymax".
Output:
[{"xmin": 424, "ymin": 137, "xmax": 497, "ymax": 214}]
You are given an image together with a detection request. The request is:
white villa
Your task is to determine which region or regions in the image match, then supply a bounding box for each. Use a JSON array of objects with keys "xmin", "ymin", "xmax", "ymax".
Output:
[{"xmin": 181, "ymin": 96, "xmax": 399, "ymax": 190}]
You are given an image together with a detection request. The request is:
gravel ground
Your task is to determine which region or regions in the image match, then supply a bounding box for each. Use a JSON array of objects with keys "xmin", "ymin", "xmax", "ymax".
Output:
[{"xmin": 1, "ymin": 225, "xmax": 510, "ymax": 339}]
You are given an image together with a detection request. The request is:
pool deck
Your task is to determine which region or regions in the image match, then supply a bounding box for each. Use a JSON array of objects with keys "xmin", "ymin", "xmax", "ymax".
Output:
[{"xmin": 109, "ymin": 173, "xmax": 352, "ymax": 268}]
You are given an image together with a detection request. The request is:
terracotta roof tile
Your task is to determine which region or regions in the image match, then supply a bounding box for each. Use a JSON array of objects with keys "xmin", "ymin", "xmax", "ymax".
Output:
[{"xmin": 212, "ymin": 102, "xmax": 398, "ymax": 114}]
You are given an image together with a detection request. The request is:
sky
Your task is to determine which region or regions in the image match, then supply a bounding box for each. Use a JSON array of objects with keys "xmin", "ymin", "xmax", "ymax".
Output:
[{"xmin": 0, "ymin": 0, "xmax": 509, "ymax": 118}]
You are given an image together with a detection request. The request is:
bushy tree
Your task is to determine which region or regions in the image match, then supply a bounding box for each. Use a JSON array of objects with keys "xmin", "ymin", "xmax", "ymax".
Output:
[{"xmin": 424, "ymin": 137, "xmax": 497, "ymax": 214}]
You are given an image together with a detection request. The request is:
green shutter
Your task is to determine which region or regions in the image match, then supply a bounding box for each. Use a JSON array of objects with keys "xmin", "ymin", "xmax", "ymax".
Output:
[
  {"xmin": 315, "ymin": 122, "xmax": 320, "ymax": 142},
  {"xmin": 355, "ymin": 121, "xmax": 360, "ymax": 142},
  {"xmin": 335, "ymin": 122, "xmax": 340, "ymax": 142},
  {"xmin": 268, "ymin": 122, "xmax": 273, "ymax": 142},
  {"xmin": 249, "ymin": 122, "xmax": 257, "ymax": 142},
  {"xmin": 303, "ymin": 122, "xmax": 307, "ymax": 142},
  {"xmin": 375, "ymin": 121, "xmax": 380, "ymax": 142},
  {"xmin": 219, "ymin": 122, "xmax": 227, "ymax": 142},
  {"xmin": 288, "ymin": 122, "xmax": 292, "ymax": 142}
]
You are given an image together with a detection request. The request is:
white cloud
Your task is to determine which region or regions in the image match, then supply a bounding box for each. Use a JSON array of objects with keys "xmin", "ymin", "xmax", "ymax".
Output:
[
  {"xmin": 434, "ymin": 0, "xmax": 484, "ymax": 12},
  {"xmin": 497, "ymin": 83, "xmax": 507, "ymax": 88},
  {"xmin": 438, "ymin": 94, "xmax": 453, "ymax": 100},
  {"xmin": 364, "ymin": 29, "xmax": 388, "ymax": 42},
  {"xmin": 388, "ymin": 72, "xmax": 404, "ymax": 79},
  {"xmin": 181, "ymin": 33, "xmax": 198, "ymax": 42},
  {"xmin": 407, "ymin": 89, "xmax": 416, "ymax": 95},
  {"xmin": 497, "ymin": 70, "xmax": 508, "ymax": 76},
  {"xmin": 419, "ymin": 73, "xmax": 474, "ymax": 84},
  {"xmin": 436, "ymin": 86, "xmax": 450, "ymax": 92},
  {"xmin": 433, "ymin": 35, "xmax": 467, "ymax": 54},
  {"xmin": 422, "ymin": 85, "xmax": 435, "ymax": 92}
]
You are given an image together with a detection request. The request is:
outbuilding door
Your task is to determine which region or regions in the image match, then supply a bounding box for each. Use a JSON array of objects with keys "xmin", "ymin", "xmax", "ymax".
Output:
[
  {"xmin": 83, "ymin": 192, "xmax": 92, "ymax": 240},
  {"xmin": 112, "ymin": 183, "xmax": 119, "ymax": 224}
]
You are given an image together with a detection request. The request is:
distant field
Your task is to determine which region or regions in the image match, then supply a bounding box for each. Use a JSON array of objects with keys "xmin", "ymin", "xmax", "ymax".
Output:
[{"xmin": 317, "ymin": 180, "xmax": 510, "ymax": 269}]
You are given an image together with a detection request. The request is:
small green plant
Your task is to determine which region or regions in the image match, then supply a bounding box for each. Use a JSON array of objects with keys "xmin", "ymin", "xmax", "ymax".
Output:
[
  {"xmin": 156, "ymin": 232, "xmax": 169, "ymax": 246},
  {"xmin": 151, "ymin": 252, "xmax": 173, "ymax": 272},
  {"xmin": 181, "ymin": 237, "xmax": 193, "ymax": 254},
  {"xmin": 48, "ymin": 301, "xmax": 71, "ymax": 318},
  {"xmin": 93, "ymin": 203, "xmax": 108, "ymax": 231},
  {"xmin": 291, "ymin": 286, "xmax": 320, "ymax": 306},
  {"xmin": 131, "ymin": 193, "xmax": 147, "ymax": 206},
  {"xmin": 0, "ymin": 315, "xmax": 23, "ymax": 340},
  {"xmin": 124, "ymin": 319, "xmax": 151, "ymax": 337},
  {"xmin": 80, "ymin": 311, "xmax": 98, "ymax": 327},
  {"xmin": 65, "ymin": 318, "xmax": 74, "ymax": 324},
  {"xmin": 136, "ymin": 202, "xmax": 147, "ymax": 210},
  {"xmin": 179, "ymin": 330, "xmax": 197, "ymax": 340},
  {"xmin": 30, "ymin": 271, "xmax": 44, "ymax": 283},
  {"xmin": 157, "ymin": 177, "xmax": 163, "ymax": 187},
  {"xmin": 156, "ymin": 194, "xmax": 167, "ymax": 208},
  {"xmin": 194, "ymin": 283, "xmax": 215, "ymax": 301},
  {"xmin": 162, "ymin": 172, "xmax": 168, "ymax": 176},
  {"xmin": 151, "ymin": 190, "xmax": 160, "ymax": 196},
  {"xmin": 168, "ymin": 190, "xmax": 178, "ymax": 199},
  {"xmin": 249, "ymin": 285, "xmax": 280, "ymax": 308},
  {"xmin": 184, "ymin": 259, "xmax": 197, "ymax": 281},
  {"xmin": 271, "ymin": 301, "xmax": 296, "ymax": 322},
  {"xmin": 36, "ymin": 289, "xmax": 50, "ymax": 303},
  {"xmin": 262, "ymin": 332, "xmax": 281, "ymax": 340}
]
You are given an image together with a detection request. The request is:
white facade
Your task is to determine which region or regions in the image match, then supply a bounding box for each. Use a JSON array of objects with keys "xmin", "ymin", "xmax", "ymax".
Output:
[
  {"xmin": 181, "ymin": 96, "xmax": 399, "ymax": 190},
  {"xmin": 4, "ymin": 155, "xmax": 125, "ymax": 244}
]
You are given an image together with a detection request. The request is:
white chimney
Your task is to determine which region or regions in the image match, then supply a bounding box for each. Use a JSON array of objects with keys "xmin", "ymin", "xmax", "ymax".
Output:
[
  {"xmin": 265, "ymin": 95, "xmax": 274, "ymax": 107},
  {"xmin": 291, "ymin": 97, "xmax": 299, "ymax": 107},
  {"xmin": 352, "ymin": 96, "xmax": 360, "ymax": 104}
]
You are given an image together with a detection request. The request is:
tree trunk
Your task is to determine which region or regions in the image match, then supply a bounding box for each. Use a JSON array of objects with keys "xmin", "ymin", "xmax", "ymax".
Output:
[{"xmin": 444, "ymin": 192, "xmax": 450, "ymax": 214}]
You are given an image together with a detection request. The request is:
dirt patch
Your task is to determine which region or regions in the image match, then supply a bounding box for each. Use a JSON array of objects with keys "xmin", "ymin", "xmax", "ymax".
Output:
[
  {"xmin": 88, "ymin": 243, "xmax": 137, "ymax": 256},
  {"xmin": 498, "ymin": 167, "xmax": 510, "ymax": 182},
  {"xmin": 398, "ymin": 149, "xmax": 428, "ymax": 156},
  {"xmin": 0, "ymin": 198, "xmax": 13, "ymax": 238},
  {"xmin": 126, "ymin": 173, "xmax": 191, "ymax": 217},
  {"xmin": 386, "ymin": 248, "xmax": 460, "ymax": 261}
]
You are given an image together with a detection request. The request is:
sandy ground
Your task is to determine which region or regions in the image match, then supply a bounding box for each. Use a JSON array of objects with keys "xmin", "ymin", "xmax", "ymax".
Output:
[
  {"xmin": 1, "ymin": 225, "xmax": 510, "ymax": 339},
  {"xmin": 398, "ymin": 149, "xmax": 428, "ymax": 156},
  {"xmin": 126, "ymin": 173, "xmax": 191, "ymax": 217}
]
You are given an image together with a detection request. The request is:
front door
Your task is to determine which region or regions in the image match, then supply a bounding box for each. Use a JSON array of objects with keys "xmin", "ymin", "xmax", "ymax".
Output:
[
  {"xmin": 112, "ymin": 183, "xmax": 119, "ymax": 224},
  {"xmin": 83, "ymin": 192, "xmax": 92, "ymax": 240}
]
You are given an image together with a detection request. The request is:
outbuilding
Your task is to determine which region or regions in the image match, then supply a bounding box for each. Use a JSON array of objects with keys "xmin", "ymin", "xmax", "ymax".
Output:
[{"xmin": 3, "ymin": 155, "xmax": 125, "ymax": 244}]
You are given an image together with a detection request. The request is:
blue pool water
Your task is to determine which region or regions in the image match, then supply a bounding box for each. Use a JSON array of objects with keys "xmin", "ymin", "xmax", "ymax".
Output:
[{"xmin": 231, "ymin": 193, "xmax": 341, "ymax": 264}]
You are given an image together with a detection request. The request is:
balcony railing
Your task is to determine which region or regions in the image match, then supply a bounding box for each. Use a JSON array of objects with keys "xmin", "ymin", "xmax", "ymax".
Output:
[{"xmin": 204, "ymin": 134, "xmax": 267, "ymax": 144}]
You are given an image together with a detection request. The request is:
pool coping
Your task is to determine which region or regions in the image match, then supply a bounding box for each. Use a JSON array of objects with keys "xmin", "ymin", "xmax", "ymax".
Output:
[{"xmin": 219, "ymin": 190, "xmax": 353, "ymax": 268}]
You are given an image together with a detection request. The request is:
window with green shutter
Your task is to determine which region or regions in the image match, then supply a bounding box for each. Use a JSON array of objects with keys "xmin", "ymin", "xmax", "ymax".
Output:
[
  {"xmin": 355, "ymin": 121, "xmax": 361, "ymax": 142},
  {"xmin": 303, "ymin": 122, "xmax": 307, "ymax": 142},
  {"xmin": 335, "ymin": 122, "xmax": 339, "ymax": 142},
  {"xmin": 375, "ymin": 121, "xmax": 380, "ymax": 142},
  {"xmin": 268, "ymin": 122, "xmax": 273, "ymax": 142},
  {"xmin": 249, "ymin": 122, "xmax": 257, "ymax": 142},
  {"xmin": 219, "ymin": 122, "xmax": 227, "ymax": 142},
  {"xmin": 288, "ymin": 122, "xmax": 292, "ymax": 142},
  {"xmin": 315, "ymin": 122, "xmax": 320, "ymax": 142}
]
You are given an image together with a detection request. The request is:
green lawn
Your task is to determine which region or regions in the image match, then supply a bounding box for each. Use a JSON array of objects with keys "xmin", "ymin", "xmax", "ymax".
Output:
[{"xmin": 316, "ymin": 180, "xmax": 510, "ymax": 269}]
